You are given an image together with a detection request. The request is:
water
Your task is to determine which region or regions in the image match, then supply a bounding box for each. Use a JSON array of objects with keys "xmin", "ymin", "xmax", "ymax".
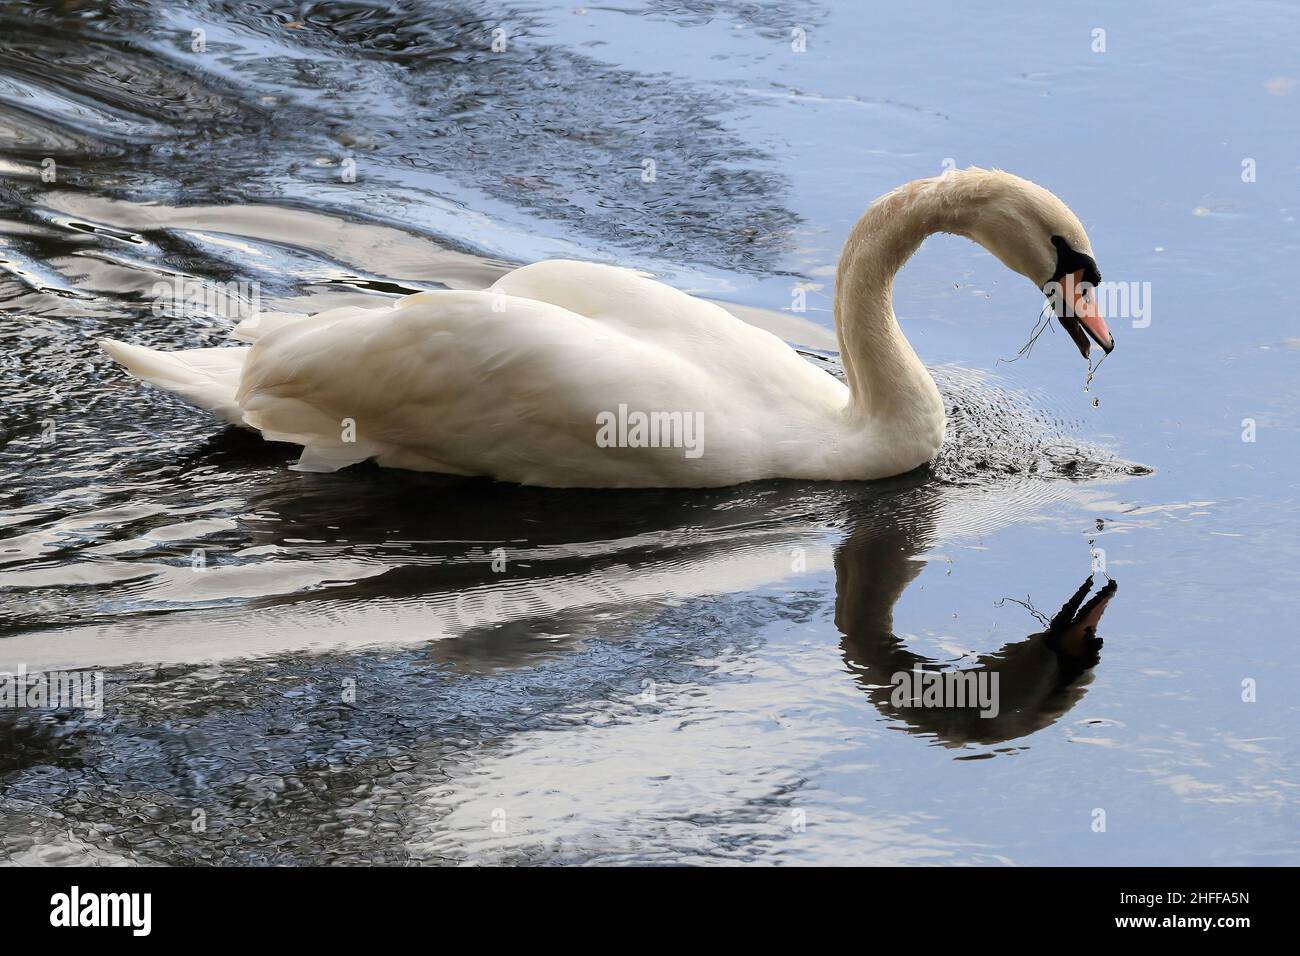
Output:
[{"xmin": 1, "ymin": 0, "xmax": 1297, "ymax": 865}]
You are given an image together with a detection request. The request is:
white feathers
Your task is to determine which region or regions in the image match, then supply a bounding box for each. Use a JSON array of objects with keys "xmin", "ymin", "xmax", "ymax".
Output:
[
  {"xmin": 100, "ymin": 261, "xmax": 861, "ymax": 486},
  {"xmin": 98, "ymin": 338, "xmax": 248, "ymax": 426}
]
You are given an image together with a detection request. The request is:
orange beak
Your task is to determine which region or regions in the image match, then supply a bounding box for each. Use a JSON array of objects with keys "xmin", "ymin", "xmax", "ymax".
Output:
[{"xmin": 1057, "ymin": 269, "xmax": 1114, "ymax": 358}]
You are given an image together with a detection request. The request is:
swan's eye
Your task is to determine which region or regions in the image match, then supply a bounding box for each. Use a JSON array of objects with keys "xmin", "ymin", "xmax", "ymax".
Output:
[{"xmin": 1049, "ymin": 234, "xmax": 1101, "ymax": 287}]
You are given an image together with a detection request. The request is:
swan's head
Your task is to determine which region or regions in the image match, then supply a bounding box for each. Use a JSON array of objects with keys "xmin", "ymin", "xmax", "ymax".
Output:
[{"xmin": 956, "ymin": 170, "xmax": 1114, "ymax": 359}]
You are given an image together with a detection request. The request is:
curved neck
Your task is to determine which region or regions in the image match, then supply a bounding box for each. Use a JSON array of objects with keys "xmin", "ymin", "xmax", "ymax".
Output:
[{"xmin": 835, "ymin": 177, "xmax": 964, "ymax": 419}]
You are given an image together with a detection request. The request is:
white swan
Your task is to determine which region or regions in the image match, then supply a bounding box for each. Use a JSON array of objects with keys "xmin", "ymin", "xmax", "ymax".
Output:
[{"xmin": 100, "ymin": 168, "xmax": 1112, "ymax": 488}]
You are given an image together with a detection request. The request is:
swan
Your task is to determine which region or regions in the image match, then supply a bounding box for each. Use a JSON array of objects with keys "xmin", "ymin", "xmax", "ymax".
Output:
[{"xmin": 99, "ymin": 168, "xmax": 1112, "ymax": 488}]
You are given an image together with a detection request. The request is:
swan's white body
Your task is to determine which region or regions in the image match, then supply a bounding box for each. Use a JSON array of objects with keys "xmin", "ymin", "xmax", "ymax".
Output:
[{"xmin": 101, "ymin": 169, "xmax": 1099, "ymax": 488}]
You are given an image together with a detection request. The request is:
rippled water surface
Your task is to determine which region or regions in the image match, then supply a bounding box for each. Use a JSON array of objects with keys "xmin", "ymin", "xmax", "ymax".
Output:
[{"xmin": 1, "ymin": 1, "xmax": 1298, "ymax": 865}]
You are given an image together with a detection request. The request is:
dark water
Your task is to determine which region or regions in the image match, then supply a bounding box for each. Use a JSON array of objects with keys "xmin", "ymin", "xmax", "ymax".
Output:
[{"xmin": 1, "ymin": 0, "xmax": 1297, "ymax": 864}]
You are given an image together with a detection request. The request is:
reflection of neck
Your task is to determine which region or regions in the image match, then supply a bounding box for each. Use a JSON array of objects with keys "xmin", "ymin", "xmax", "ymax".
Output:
[
  {"xmin": 834, "ymin": 178, "xmax": 965, "ymax": 422},
  {"xmin": 833, "ymin": 507, "xmax": 933, "ymax": 639},
  {"xmin": 834, "ymin": 504, "xmax": 1103, "ymax": 748}
]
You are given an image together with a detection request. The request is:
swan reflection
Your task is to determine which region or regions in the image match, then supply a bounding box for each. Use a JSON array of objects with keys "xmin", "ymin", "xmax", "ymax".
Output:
[{"xmin": 0, "ymin": 451, "xmax": 1120, "ymax": 753}]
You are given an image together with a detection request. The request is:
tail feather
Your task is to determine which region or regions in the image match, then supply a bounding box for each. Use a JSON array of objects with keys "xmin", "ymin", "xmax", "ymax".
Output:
[{"xmin": 99, "ymin": 339, "xmax": 249, "ymax": 427}]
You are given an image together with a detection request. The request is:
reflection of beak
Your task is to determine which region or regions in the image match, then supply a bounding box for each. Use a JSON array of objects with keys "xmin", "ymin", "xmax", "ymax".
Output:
[
  {"xmin": 1056, "ymin": 269, "xmax": 1114, "ymax": 359},
  {"xmin": 1045, "ymin": 576, "xmax": 1117, "ymax": 661}
]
